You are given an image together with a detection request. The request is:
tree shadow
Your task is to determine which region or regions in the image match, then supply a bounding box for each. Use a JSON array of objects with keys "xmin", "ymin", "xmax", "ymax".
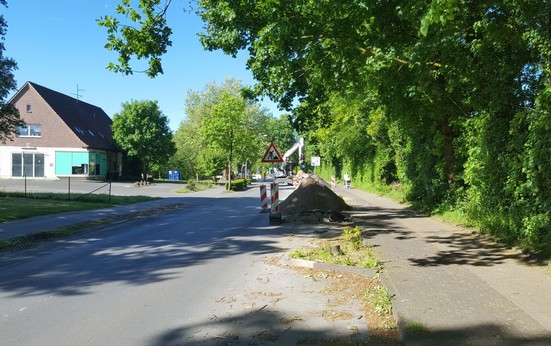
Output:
[
  {"xmin": 0, "ymin": 196, "xmax": 300, "ymax": 297},
  {"xmin": 342, "ymin": 204, "xmax": 549, "ymax": 268},
  {"xmin": 344, "ymin": 206, "xmax": 418, "ymax": 242},
  {"xmin": 408, "ymin": 232, "xmax": 548, "ymax": 267},
  {"xmin": 147, "ymin": 307, "xmax": 398, "ymax": 346},
  {"xmin": 401, "ymin": 321, "xmax": 551, "ymax": 346}
]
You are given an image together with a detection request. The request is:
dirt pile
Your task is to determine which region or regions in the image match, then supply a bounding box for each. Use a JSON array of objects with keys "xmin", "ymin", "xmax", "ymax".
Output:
[{"xmin": 280, "ymin": 177, "xmax": 352, "ymax": 223}]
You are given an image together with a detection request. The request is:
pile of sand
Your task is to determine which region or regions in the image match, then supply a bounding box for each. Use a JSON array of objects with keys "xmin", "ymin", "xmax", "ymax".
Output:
[{"xmin": 280, "ymin": 177, "xmax": 351, "ymax": 222}]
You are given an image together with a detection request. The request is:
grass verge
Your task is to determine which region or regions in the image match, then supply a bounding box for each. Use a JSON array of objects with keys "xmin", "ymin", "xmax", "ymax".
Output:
[
  {"xmin": 0, "ymin": 192, "xmax": 156, "ymax": 223},
  {"xmin": 173, "ymin": 180, "xmax": 218, "ymax": 193},
  {"xmin": 0, "ymin": 203, "xmax": 185, "ymax": 252}
]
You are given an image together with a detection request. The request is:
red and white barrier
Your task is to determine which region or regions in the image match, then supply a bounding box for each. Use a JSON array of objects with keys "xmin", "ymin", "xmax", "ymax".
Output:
[
  {"xmin": 331, "ymin": 175, "xmax": 336, "ymax": 188},
  {"xmin": 270, "ymin": 182, "xmax": 280, "ymax": 213},
  {"xmin": 259, "ymin": 184, "xmax": 268, "ymax": 210}
]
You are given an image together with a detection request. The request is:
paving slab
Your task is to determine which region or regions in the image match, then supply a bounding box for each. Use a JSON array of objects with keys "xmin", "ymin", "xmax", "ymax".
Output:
[{"xmin": 336, "ymin": 186, "xmax": 551, "ymax": 345}]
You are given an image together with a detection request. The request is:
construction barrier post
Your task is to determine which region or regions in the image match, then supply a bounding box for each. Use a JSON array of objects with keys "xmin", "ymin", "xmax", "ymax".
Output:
[
  {"xmin": 259, "ymin": 184, "xmax": 269, "ymax": 212},
  {"xmin": 270, "ymin": 183, "xmax": 280, "ymax": 213},
  {"xmin": 269, "ymin": 182, "xmax": 282, "ymax": 223}
]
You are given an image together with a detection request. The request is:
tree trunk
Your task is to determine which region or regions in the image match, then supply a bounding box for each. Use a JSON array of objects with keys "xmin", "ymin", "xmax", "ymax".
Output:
[
  {"xmin": 228, "ymin": 130, "xmax": 233, "ymax": 190},
  {"xmin": 440, "ymin": 114, "xmax": 455, "ymax": 184}
]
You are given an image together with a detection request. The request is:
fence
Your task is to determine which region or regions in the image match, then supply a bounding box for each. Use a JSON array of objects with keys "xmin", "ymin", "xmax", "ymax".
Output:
[{"xmin": 7, "ymin": 176, "xmax": 113, "ymax": 201}]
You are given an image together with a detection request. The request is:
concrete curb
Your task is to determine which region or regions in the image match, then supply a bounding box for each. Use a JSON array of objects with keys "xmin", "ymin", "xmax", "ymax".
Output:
[{"xmin": 280, "ymin": 256, "xmax": 378, "ymax": 277}]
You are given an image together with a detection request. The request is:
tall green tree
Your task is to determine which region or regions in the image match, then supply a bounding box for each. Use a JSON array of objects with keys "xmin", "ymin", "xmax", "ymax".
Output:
[
  {"xmin": 174, "ymin": 78, "xmax": 279, "ymax": 180},
  {"xmin": 264, "ymin": 114, "xmax": 296, "ymax": 155},
  {"xmin": 101, "ymin": 1, "xmax": 551, "ymax": 251},
  {"xmin": 201, "ymin": 90, "xmax": 248, "ymax": 189},
  {"xmin": 112, "ymin": 100, "xmax": 175, "ymax": 179},
  {"xmin": 0, "ymin": 0, "xmax": 23, "ymax": 143}
]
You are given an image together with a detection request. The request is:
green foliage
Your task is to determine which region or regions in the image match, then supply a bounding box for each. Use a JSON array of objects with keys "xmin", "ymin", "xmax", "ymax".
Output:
[
  {"xmin": 290, "ymin": 246, "xmax": 332, "ymax": 263},
  {"xmin": 97, "ymin": 0, "xmax": 172, "ymax": 77},
  {"xmin": 404, "ymin": 321, "xmax": 429, "ymax": 334},
  {"xmin": 225, "ymin": 178, "xmax": 247, "ymax": 191},
  {"xmin": 173, "ymin": 78, "xmax": 283, "ymax": 181},
  {"xmin": 112, "ymin": 100, "xmax": 176, "ymax": 176},
  {"xmin": 186, "ymin": 179, "xmax": 197, "ymax": 191},
  {"xmin": 342, "ymin": 226, "xmax": 362, "ymax": 250},
  {"xmin": 365, "ymin": 284, "xmax": 393, "ymax": 316},
  {"xmin": 0, "ymin": 193, "xmax": 155, "ymax": 223},
  {"xmin": 102, "ymin": 1, "xmax": 551, "ymax": 254},
  {"xmin": 0, "ymin": 0, "xmax": 24, "ymax": 143},
  {"xmin": 173, "ymin": 180, "xmax": 215, "ymax": 194}
]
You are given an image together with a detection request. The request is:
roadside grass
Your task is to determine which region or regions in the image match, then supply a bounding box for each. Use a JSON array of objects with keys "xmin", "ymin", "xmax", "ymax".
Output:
[
  {"xmin": 0, "ymin": 202, "xmax": 183, "ymax": 253},
  {"xmin": 173, "ymin": 180, "xmax": 218, "ymax": 193},
  {"xmin": 0, "ymin": 192, "xmax": 156, "ymax": 223}
]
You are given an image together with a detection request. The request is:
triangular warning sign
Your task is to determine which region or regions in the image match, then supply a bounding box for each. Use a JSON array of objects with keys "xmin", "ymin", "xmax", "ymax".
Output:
[{"xmin": 261, "ymin": 142, "xmax": 284, "ymax": 163}]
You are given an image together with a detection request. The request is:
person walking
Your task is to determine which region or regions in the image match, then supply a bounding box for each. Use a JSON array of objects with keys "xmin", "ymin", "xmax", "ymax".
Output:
[{"xmin": 344, "ymin": 173, "xmax": 351, "ymax": 188}]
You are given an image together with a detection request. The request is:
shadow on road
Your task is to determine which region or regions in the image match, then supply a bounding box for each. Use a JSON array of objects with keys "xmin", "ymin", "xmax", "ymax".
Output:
[
  {"xmin": 147, "ymin": 307, "xmax": 397, "ymax": 345},
  {"xmin": 0, "ymin": 196, "xmax": 295, "ymax": 297}
]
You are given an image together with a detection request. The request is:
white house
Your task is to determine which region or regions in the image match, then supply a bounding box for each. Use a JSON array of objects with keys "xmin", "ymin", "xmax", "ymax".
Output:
[{"xmin": 1, "ymin": 82, "xmax": 121, "ymax": 179}]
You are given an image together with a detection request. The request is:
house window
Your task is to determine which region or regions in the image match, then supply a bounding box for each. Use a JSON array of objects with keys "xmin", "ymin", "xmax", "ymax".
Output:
[
  {"xmin": 11, "ymin": 153, "xmax": 45, "ymax": 178},
  {"xmin": 26, "ymin": 104, "xmax": 32, "ymax": 113},
  {"xmin": 17, "ymin": 124, "xmax": 42, "ymax": 137}
]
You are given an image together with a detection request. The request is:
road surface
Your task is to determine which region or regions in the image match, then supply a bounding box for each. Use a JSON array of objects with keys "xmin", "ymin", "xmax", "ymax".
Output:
[{"xmin": 0, "ymin": 182, "xmax": 372, "ymax": 345}]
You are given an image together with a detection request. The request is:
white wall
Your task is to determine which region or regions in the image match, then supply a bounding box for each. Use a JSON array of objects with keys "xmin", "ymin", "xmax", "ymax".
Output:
[{"xmin": 0, "ymin": 146, "xmax": 87, "ymax": 180}]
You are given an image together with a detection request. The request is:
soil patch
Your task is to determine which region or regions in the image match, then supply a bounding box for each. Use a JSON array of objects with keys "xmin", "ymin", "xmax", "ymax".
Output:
[{"xmin": 280, "ymin": 177, "xmax": 352, "ymax": 223}]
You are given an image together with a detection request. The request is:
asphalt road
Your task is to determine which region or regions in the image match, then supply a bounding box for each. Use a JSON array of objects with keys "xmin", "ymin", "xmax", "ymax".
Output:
[{"xmin": 0, "ymin": 181, "xmax": 372, "ymax": 345}]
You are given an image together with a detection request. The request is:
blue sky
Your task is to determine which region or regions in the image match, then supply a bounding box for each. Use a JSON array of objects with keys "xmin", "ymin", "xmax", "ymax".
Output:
[{"xmin": 4, "ymin": 1, "xmax": 279, "ymax": 131}]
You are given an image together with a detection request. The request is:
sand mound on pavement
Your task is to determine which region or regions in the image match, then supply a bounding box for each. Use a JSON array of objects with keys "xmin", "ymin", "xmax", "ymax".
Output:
[{"xmin": 280, "ymin": 177, "xmax": 351, "ymax": 222}]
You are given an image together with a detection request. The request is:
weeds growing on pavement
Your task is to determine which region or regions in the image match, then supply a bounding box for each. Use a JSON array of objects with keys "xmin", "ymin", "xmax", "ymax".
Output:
[
  {"xmin": 289, "ymin": 226, "xmax": 381, "ymax": 270},
  {"xmin": 287, "ymin": 225, "xmax": 398, "ymax": 341},
  {"xmin": 365, "ymin": 283, "xmax": 393, "ymax": 316},
  {"xmin": 342, "ymin": 226, "xmax": 362, "ymax": 249},
  {"xmin": 405, "ymin": 321, "xmax": 429, "ymax": 334}
]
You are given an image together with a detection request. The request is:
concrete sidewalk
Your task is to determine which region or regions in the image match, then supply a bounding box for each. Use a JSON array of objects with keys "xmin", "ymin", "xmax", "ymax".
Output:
[{"xmin": 336, "ymin": 186, "xmax": 551, "ymax": 345}]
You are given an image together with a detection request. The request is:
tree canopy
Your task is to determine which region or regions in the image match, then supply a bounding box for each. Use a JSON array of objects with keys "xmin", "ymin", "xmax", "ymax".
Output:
[
  {"xmin": 0, "ymin": 0, "xmax": 23, "ymax": 143},
  {"xmin": 172, "ymin": 78, "xmax": 286, "ymax": 181},
  {"xmin": 101, "ymin": 1, "xmax": 551, "ymax": 253},
  {"xmin": 112, "ymin": 100, "xmax": 175, "ymax": 177}
]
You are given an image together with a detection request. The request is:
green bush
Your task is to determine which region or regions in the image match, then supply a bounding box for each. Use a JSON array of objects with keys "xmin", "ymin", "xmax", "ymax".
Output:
[
  {"xmin": 187, "ymin": 179, "xmax": 197, "ymax": 191},
  {"xmin": 225, "ymin": 178, "xmax": 247, "ymax": 191}
]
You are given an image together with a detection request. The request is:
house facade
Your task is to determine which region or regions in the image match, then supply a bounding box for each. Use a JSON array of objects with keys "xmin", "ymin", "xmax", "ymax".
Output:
[{"xmin": 1, "ymin": 82, "xmax": 121, "ymax": 180}]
